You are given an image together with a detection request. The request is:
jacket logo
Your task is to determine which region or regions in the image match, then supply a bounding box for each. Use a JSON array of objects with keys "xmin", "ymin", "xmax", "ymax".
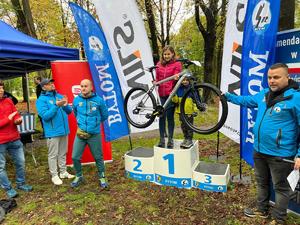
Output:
[
  {"xmin": 92, "ymin": 107, "xmax": 97, "ymax": 111},
  {"xmin": 274, "ymin": 106, "xmax": 281, "ymax": 113},
  {"xmin": 49, "ymin": 100, "xmax": 54, "ymax": 104},
  {"xmin": 79, "ymin": 102, "xmax": 83, "ymax": 107}
]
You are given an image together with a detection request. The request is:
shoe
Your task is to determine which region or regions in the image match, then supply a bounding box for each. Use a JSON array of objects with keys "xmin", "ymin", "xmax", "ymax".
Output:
[
  {"xmin": 157, "ymin": 139, "xmax": 165, "ymax": 148},
  {"xmin": 99, "ymin": 177, "xmax": 108, "ymax": 188},
  {"xmin": 6, "ymin": 188, "xmax": 18, "ymax": 198},
  {"xmin": 180, "ymin": 139, "xmax": 188, "ymax": 148},
  {"xmin": 17, "ymin": 184, "xmax": 33, "ymax": 192},
  {"xmin": 167, "ymin": 139, "xmax": 174, "ymax": 149},
  {"xmin": 184, "ymin": 139, "xmax": 193, "ymax": 148},
  {"xmin": 71, "ymin": 176, "xmax": 84, "ymax": 188},
  {"xmin": 244, "ymin": 207, "xmax": 269, "ymax": 218},
  {"xmin": 268, "ymin": 219, "xmax": 285, "ymax": 225},
  {"xmin": 51, "ymin": 175, "xmax": 63, "ymax": 185},
  {"xmin": 60, "ymin": 171, "xmax": 75, "ymax": 179}
]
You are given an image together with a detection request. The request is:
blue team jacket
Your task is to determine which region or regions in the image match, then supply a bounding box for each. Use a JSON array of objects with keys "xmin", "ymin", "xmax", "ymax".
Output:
[
  {"xmin": 226, "ymin": 88, "xmax": 300, "ymax": 158},
  {"xmin": 73, "ymin": 93, "xmax": 108, "ymax": 134},
  {"xmin": 36, "ymin": 91, "xmax": 72, "ymax": 138}
]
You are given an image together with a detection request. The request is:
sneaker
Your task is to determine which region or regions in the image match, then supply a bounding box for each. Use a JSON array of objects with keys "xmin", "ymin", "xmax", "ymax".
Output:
[
  {"xmin": 167, "ymin": 139, "xmax": 174, "ymax": 149},
  {"xmin": 244, "ymin": 207, "xmax": 269, "ymax": 218},
  {"xmin": 268, "ymin": 219, "xmax": 285, "ymax": 225},
  {"xmin": 70, "ymin": 176, "xmax": 84, "ymax": 188},
  {"xmin": 99, "ymin": 177, "xmax": 108, "ymax": 188},
  {"xmin": 157, "ymin": 139, "xmax": 165, "ymax": 148},
  {"xmin": 17, "ymin": 184, "xmax": 33, "ymax": 192},
  {"xmin": 180, "ymin": 139, "xmax": 188, "ymax": 148},
  {"xmin": 51, "ymin": 175, "xmax": 63, "ymax": 185},
  {"xmin": 6, "ymin": 188, "xmax": 18, "ymax": 198},
  {"xmin": 184, "ymin": 139, "xmax": 193, "ymax": 148},
  {"xmin": 59, "ymin": 171, "xmax": 75, "ymax": 179}
]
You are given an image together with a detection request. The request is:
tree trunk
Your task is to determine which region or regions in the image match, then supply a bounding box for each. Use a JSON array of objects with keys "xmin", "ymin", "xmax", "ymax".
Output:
[
  {"xmin": 278, "ymin": 0, "xmax": 295, "ymax": 31},
  {"xmin": 144, "ymin": 0, "xmax": 159, "ymax": 64}
]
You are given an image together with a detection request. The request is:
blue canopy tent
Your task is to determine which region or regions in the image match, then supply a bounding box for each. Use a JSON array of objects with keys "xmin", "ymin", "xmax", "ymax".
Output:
[{"xmin": 0, "ymin": 20, "xmax": 79, "ymax": 111}]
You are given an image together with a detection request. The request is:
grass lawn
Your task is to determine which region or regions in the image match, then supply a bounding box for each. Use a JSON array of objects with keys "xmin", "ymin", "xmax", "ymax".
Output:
[{"xmin": 1, "ymin": 104, "xmax": 299, "ymax": 225}]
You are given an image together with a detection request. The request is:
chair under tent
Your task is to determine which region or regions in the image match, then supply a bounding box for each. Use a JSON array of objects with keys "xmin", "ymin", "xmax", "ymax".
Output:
[{"xmin": 0, "ymin": 20, "xmax": 79, "ymax": 166}]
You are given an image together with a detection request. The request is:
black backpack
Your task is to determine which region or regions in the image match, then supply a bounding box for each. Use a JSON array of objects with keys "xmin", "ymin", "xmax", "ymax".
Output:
[{"xmin": 0, "ymin": 199, "xmax": 17, "ymax": 222}]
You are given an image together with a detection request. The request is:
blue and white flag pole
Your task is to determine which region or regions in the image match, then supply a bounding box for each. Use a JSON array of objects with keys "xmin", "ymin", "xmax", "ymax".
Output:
[
  {"xmin": 241, "ymin": 0, "xmax": 280, "ymax": 166},
  {"xmin": 69, "ymin": 2, "xmax": 129, "ymax": 141}
]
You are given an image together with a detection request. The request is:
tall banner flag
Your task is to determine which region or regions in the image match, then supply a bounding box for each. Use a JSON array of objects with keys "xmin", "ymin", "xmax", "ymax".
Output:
[
  {"xmin": 241, "ymin": 0, "xmax": 280, "ymax": 166},
  {"xmin": 91, "ymin": 0, "xmax": 159, "ymax": 133},
  {"xmin": 220, "ymin": 0, "xmax": 248, "ymax": 143},
  {"xmin": 69, "ymin": 2, "xmax": 129, "ymax": 141}
]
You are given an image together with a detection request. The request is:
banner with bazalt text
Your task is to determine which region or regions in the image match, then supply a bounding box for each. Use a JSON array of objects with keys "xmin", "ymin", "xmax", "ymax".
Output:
[
  {"xmin": 91, "ymin": 0, "xmax": 159, "ymax": 133},
  {"xmin": 69, "ymin": 2, "xmax": 129, "ymax": 141}
]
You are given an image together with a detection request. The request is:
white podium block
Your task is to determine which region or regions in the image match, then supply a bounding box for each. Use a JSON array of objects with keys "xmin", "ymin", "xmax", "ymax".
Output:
[
  {"xmin": 125, "ymin": 147, "xmax": 154, "ymax": 182},
  {"xmin": 154, "ymin": 139, "xmax": 199, "ymax": 188},
  {"xmin": 192, "ymin": 161, "xmax": 230, "ymax": 192}
]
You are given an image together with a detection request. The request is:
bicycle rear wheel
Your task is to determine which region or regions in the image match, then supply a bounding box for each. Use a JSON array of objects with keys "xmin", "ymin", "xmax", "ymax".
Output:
[
  {"xmin": 180, "ymin": 83, "xmax": 228, "ymax": 134},
  {"xmin": 124, "ymin": 87, "xmax": 157, "ymax": 128}
]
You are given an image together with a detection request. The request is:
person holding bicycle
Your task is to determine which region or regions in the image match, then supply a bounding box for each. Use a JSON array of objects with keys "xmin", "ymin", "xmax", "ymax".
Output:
[
  {"xmin": 155, "ymin": 45, "xmax": 182, "ymax": 149},
  {"xmin": 225, "ymin": 63, "xmax": 300, "ymax": 225},
  {"xmin": 172, "ymin": 77, "xmax": 195, "ymax": 149}
]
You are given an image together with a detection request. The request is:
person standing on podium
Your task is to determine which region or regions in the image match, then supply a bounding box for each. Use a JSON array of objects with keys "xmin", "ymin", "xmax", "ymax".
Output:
[{"xmin": 225, "ymin": 63, "xmax": 300, "ymax": 225}]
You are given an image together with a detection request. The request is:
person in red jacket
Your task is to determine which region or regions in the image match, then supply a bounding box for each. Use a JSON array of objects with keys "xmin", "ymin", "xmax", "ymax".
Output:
[
  {"xmin": 155, "ymin": 46, "xmax": 182, "ymax": 148},
  {"xmin": 0, "ymin": 80, "xmax": 32, "ymax": 198}
]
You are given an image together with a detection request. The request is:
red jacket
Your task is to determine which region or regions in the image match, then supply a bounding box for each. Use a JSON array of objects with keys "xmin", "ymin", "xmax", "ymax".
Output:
[
  {"xmin": 156, "ymin": 60, "xmax": 182, "ymax": 97},
  {"xmin": 0, "ymin": 97, "xmax": 21, "ymax": 144}
]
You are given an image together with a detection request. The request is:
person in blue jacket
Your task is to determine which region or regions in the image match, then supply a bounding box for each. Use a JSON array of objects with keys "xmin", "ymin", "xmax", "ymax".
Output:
[
  {"xmin": 225, "ymin": 63, "xmax": 300, "ymax": 225},
  {"xmin": 36, "ymin": 79, "xmax": 74, "ymax": 186},
  {"xmin": 71, "ymin": 79, "xmax": 108, "ymax": 189}
]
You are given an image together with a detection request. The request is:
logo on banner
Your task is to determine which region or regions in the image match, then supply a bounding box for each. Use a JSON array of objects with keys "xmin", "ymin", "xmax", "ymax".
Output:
[
  {"xmin": 72, "ymin": 85, "xmax": 81, "ymax": 97},
  {"xmin": 89, "ymin": 36, "xmax": 103, "ymax": 51},
  {"xmin": 252, "ymin": 0, "xmax": 271, "ymax": 34}
]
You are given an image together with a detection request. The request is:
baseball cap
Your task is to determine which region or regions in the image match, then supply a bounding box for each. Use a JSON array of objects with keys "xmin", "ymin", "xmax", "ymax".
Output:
[{"xmin": 40, "ymin": 79, "xmax": 54, "ymax": 87}]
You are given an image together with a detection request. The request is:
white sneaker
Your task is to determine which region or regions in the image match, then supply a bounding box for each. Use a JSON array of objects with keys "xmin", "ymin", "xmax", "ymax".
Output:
[
  {"xmin": 52, "ymin": 175, "xmax": 63, "ymax": 185},
  {"xmin": 59, "ymin": 171, "xmax": 75, "ymax": 179}
]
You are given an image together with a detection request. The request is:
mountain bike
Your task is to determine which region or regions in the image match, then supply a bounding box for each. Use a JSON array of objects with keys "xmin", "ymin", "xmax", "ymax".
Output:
[{"xmin": 124, "ymin": 59, "xmax": 228, "ymax": 134}]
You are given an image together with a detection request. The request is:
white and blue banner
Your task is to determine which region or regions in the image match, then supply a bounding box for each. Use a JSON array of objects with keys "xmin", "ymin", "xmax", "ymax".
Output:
[
  {"xmin": 241, "ymin": 0, "xmax": 280, "ymax": 166},
  {"xmin": 69, "ymin": 3, "xmax": 129, "ymax": 141}
]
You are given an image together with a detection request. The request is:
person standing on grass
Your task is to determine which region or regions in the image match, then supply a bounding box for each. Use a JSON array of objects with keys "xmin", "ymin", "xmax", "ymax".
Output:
[
  {"xmin": 155, "ymin": 45, "xmax": 182, "ymax": 149},
  {"xmin": 71, "ymin": 79, "xmax": 108, "ymax": 188},
  {"xmin": 36, "ymin": 79, "xmax": 74, "ymax": 186},
  {"xmin": 0, "ymin": 80, "xmax": 32, "ymax": 198},
  {"xmin": 225, "ymin": 63, "xmax": 300, "ymax": 225}
]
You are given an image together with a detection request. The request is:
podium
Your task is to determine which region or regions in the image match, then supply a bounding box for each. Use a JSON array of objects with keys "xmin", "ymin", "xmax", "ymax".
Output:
[
  {"xmin": 124, "ymin": 139, "xmax": 230, "ymax": 192},
  {"xmin": 192, "ymin": 161, "xmax": 230, "ymax": 192},
  {"xmin": 125, "ymin": 147, "xmax": 154, "ymax": 182},
  {"xmin": 154, "ymin": 139, "xmax": 198, "ymax": 188}
]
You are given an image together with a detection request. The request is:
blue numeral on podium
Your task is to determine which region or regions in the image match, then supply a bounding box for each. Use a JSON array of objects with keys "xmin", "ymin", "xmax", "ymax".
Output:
[
  {"xmin": 163, "ymin": 154, "xmax": 175, "ymax": 174},
  {"xmin": 204, "ymin": 175, "xmax": 212, "ymax": 183},
  {"xmin": 133, "ymin": 159, "xmax": 142, "ymax": 172}
]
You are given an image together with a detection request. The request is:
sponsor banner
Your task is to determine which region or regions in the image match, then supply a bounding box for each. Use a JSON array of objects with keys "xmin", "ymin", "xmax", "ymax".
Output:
[
  {"xmin": 69, "ymin": 3, "xmax": 129, "ymax": 141},
  {"xmin": 51, "ymin": 61, "xmax": 112, "ymax": 165},
  {"xmin": 241, "ymin": 0, "xmax": 280, "ymax": 166},
  {"xmin": 193, "ymin": 181, "xmax": 227, "ymax": 193},
  {"xmin": 92, "ymin": 0, "xmax": 159, "ymax": 133},
  {"xmin": 220, "ymin": 0, "xmax": 248, "ymax": 143},
  {"xmin": 276, "ymin": 29, "xmax": 300, "ymax": 84},
  {"xmin": 125, "ymin": 171, "xmax": 154, "ymax": 182},
  {"xmin": 155, "ymin": 174, "xmax": 192, "ymax": 189}
]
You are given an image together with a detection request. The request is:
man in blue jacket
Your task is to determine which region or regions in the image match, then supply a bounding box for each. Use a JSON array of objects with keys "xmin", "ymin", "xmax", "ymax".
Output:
[
  {"xmin": 36, "ymin": 79, "xmax": 74, "ymax": 185},
  {"xmin": 71, "ymin": 79, "xmax": 108, "ymax": 188},
  {"xmin": 225, "ymin": 63, "xmax": 300, "ymax": 225}
]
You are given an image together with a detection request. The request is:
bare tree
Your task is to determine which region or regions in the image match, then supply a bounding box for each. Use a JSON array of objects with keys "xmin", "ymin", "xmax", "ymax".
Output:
[{"xmin": 279, "ymin": 0, "xmax": 295, "ymax": 31}]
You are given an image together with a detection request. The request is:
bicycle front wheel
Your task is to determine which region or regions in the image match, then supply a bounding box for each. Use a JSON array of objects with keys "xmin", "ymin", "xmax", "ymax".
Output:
[
  {"xmin": 180, "ymin": 83, "xmax": 228, "ymax": 134},
  {"xmin": 124, "ymin": 87, "xmax": 157, "ymax": 128}
]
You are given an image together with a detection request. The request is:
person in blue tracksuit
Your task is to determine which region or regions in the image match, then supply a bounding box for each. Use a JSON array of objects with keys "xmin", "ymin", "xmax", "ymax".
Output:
[
  {"xmin": 225, "ymin": 63, "xmax": 300, "ymax": 225},
  {"xmin": 36, "ymin": 79, "xmax": 74, "ymax": 186},
  {"xmin": 71, "ymin": 79, "xmax": 108, "ymax": 189}
]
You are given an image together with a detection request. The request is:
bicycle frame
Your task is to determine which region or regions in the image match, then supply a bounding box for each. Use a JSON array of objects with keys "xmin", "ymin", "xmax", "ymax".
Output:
[{"xmin": 152, "ymin": 69, "xmax": 193, "ymax": 114}]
